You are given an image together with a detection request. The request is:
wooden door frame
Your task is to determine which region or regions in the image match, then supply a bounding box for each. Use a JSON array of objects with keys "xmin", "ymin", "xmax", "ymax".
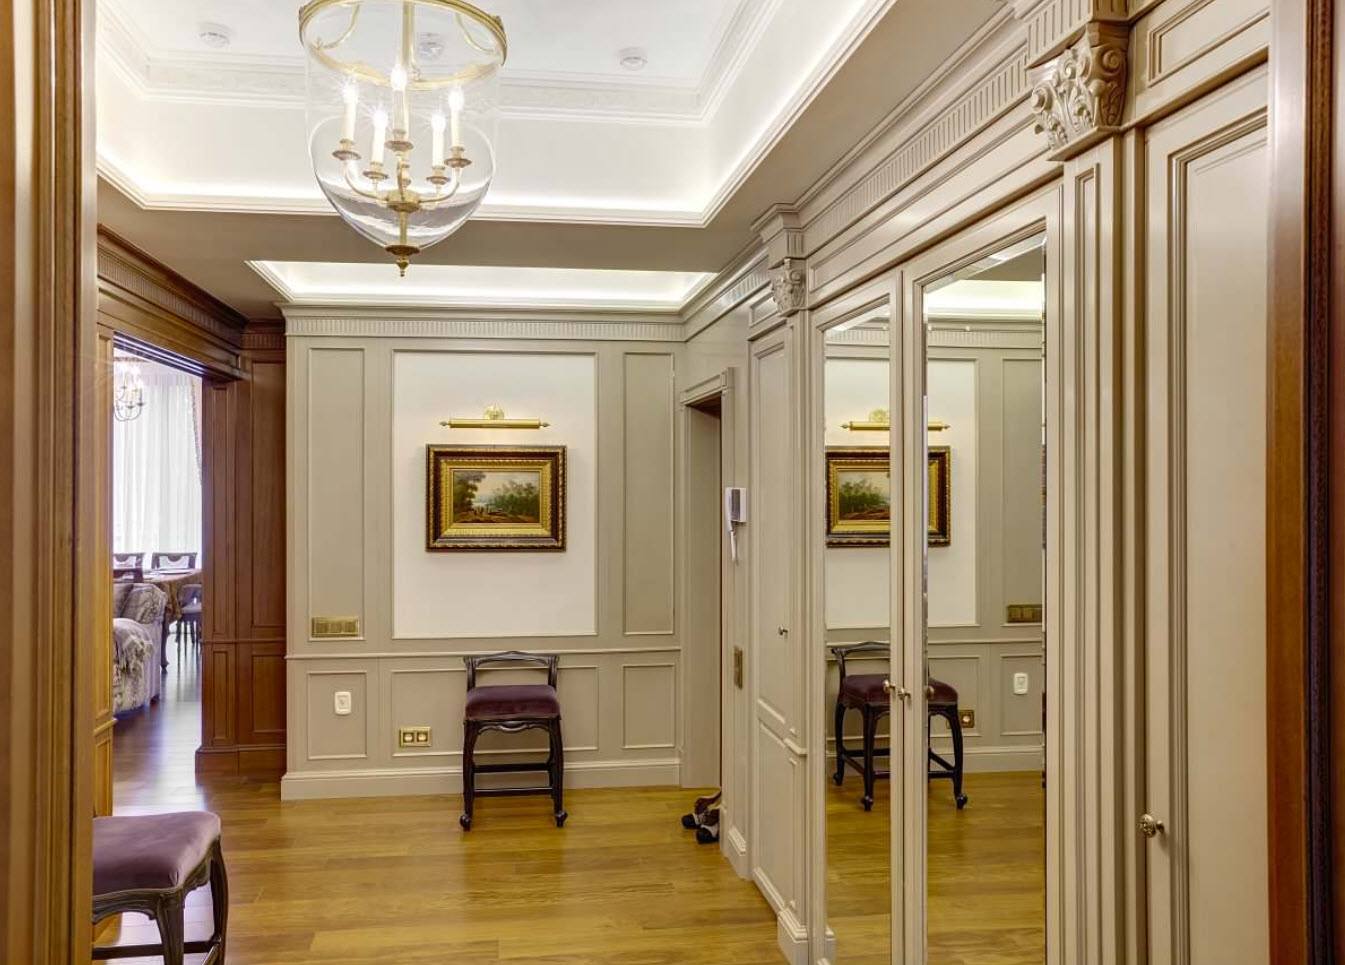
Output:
[
  {"xmin": 1267, "ymin": 0, "xmax": 1339, "ymax": 960},
  {"xmin": 0, "ymin": 0, "xmax": 99, "ymax": 959}
]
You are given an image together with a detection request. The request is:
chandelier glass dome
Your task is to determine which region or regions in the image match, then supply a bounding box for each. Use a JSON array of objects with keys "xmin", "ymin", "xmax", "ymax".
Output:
[{"xmin": 299, "ymin": 0, "xmax": 506, "ymax": 274}]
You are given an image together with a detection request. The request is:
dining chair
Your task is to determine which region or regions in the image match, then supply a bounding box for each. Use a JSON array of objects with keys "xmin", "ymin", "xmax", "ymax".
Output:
[
  {"xmin": 151, "ymin": 551, "xmax": 198, "ymax": 570},
  {"xmin": 113, "ymin": 551, "xmax": 144, "ymax": 569}
]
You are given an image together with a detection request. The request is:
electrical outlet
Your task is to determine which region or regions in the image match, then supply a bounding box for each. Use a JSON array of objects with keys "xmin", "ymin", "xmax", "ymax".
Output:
[
  {"xmin": 1012, "ymin": 672, "xmax": 1030, "ymax": 695},
  {"xmin": 333, "ymin": 691, "xmax": 352, "ymax": 716},
  {"xmin": 958, "ymin": 709, "xmax": 975, "ymax": 729},
  {"xmin": 398, "ymin": 726, "xmax": 431, "ymax": 748}
]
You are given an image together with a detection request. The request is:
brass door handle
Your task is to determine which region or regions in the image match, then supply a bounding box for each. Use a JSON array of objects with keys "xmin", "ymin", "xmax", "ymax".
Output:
[
  {"xmin": 1139, "ymin": 813, "xmax": 1165, "ymax": 838},
  {"xmin": 777, "ymin": 626, "xmax": 789, "ymax": 637},
  {"xmin": 883, "ymin": 680, "xmax": 911, "ymax": 702}
]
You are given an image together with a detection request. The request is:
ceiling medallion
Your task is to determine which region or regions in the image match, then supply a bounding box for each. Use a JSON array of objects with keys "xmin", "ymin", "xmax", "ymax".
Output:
[{"xmin": 299, "ymin": 0, "xmax": 507, "ymax": 275}]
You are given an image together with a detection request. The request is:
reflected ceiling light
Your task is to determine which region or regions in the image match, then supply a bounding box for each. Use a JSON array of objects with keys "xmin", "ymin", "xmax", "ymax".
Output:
[{"xmin": 299, "ymin": 0, "xmax": 507, "ymax": 275}]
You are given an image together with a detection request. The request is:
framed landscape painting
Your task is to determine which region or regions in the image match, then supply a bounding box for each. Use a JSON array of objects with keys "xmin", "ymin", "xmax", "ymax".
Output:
[
  {"xmin": 824, "ymin": 446, "xmax": 952, "ymax": 547},
  {"xmin": 426, "ymin": 445, "xmax": 566, "ymax": 551}
]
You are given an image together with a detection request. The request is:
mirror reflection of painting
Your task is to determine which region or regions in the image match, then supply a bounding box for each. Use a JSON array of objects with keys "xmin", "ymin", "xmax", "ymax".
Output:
[
  {"xmin": 426, "ymin": 445, "xmax": 566, "ymax": 551},
  {"xmin": 836, "ymin": 470, "xmax": 889, "ymax": 522},
  {"xmin": 453, "ymin": 470, "xmax": 542, "ymax": 525}
]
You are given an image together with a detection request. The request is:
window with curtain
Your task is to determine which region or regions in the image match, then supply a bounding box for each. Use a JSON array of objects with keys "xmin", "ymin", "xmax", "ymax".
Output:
[{"xmin": 112, "ymin": 357, "xmax": 203, "ymax": 558}]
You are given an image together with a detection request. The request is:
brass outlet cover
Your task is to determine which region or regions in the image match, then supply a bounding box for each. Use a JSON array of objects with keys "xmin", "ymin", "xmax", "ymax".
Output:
[
  {"xmin": 732, "ymin": 647, "xmax": 744, "ymax": 689},
  {"xmin": 398, "ymin": 726, "xmax": 432, "ymax": 748},
  {"xmin": 958, "ymin": 709, "xmax": 975, "ymax": 729},
  {"xmin": 311, "ymin": 615, "xmax": 361, "ymax": 638},
  {"xmin": 1006, "ymin": 603, "xmax": 1043, "ymax": 624}
]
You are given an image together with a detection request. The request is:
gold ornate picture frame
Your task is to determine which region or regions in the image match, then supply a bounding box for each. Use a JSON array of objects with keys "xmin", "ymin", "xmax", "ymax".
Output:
[
  {"xmin": 426, "ymin": 445, "xmax": 566, "ymax": 551},
  {"xmin": 824, "ymin": 446, "xmax": 952, "ymax": 547}
]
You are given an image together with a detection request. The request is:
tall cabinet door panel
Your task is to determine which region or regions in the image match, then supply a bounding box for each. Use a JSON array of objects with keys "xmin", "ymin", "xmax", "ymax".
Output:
[
  {"xmin": 749, "ymin": 322, "xmax": 807, "ymax": 945},
  {"xmin": 1142, "ymin": 67, "xmax": 1270, "ymax": 965}
]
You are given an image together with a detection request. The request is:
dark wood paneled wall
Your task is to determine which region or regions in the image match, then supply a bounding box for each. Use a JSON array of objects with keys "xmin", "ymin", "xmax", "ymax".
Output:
[
  {"xmin": 95, "ymin": 228, "xmax": 286, "ymax": 778},
  {"xmin": 199, "ymin": 322, "xmax": 287, "ymax": 774}
]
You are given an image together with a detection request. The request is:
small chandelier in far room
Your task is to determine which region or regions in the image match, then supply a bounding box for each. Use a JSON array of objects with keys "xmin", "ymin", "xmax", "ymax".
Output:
[
  {"xmin": 299, "ymin": 0, "xmax": 506, "ymax": 275},
  {"xmin": 113, "ymin": 363, "xmax": 146, "ymax": 423}
]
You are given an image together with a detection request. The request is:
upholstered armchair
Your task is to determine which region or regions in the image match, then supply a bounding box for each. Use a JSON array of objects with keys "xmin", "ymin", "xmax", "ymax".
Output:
[{"xmin": 112, "ymin": 583, "xmax": 167, "ymax": 714}]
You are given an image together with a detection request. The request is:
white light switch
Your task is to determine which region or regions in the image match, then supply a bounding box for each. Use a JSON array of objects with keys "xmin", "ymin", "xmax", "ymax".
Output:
[
  {"xmin": 1012, "ymin": 672, "xmax": 1030, "ymax": 696},
  {"xmin": 334, "ymin": 690, "xmax": 353, "ymax": 716}
]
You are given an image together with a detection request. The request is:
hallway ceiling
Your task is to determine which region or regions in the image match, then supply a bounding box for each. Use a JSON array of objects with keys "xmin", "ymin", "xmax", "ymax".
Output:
[{"xmin": 96, "ymin": 0, "xmax": 1000, "ymax": 318}]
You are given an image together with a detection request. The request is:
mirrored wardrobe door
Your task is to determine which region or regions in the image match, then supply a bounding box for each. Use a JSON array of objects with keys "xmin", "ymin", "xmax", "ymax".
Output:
[
  {"xmin": 814, "ymin": 286, "xmax": 902, "ymax": 965},
  {"xmin": 904, "ymin": 225, "xmax": 1050, "ymax": 965}
]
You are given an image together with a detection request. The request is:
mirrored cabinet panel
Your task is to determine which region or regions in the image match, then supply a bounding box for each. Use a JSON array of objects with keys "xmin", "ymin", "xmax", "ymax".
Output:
[
  {"xmin": 921, "ymin": 234, "xmax": 1046, "ymax": 963},
  {"xmin": 821, "ymin": 306, "xmax": 892, "ymax": 965}
]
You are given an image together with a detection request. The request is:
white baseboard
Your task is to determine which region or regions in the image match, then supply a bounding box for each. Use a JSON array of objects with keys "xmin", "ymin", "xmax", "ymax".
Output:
[
  {"xmin": 776, "ymin": 906, "xmax": 809, "ymax": 965},
  {"xmin": 280, "ymin": 757, "xmax": 680, "ymax": 801},
  {"xmin": 722, "ymin": 819, "xmax": 749, "ymax": 878}
]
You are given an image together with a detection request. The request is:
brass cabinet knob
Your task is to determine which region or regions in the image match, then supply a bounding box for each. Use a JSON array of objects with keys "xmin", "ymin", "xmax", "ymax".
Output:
[
  {"xmin": 777, "ymin": 626, "xmax": 789, "ymax": 637},
  {"xmin": 883, "ymin": 679, "xmax": 911, "ymax": 701},
  {"xmin": 1139, "ymin": 813, "xmax": 1165, "ymax": 838}
]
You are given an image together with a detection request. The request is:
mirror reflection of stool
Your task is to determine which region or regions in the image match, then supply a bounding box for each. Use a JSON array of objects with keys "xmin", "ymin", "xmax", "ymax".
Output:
[
  {"xmin": 460, "ymin": 651, "xmax": 567, "ymax": 831},
  {"xmin": 830, "ymin": 642, "xmax": 969, "ymax": 810},
  {"xmin": 926, "ymin": 678, "xmax": 968, "ymax": 809}
]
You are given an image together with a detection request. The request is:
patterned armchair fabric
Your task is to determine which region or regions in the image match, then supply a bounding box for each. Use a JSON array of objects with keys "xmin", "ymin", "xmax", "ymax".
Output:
[{"xmin": 112, "ymin": 583, "xmax": 166, "ymax": 714}]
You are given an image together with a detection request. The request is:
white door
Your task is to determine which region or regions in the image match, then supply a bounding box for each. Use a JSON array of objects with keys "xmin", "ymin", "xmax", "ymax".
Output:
[{"xmin": 1141, "ymin": 67, "xmax": 1270, "ymax": 965}]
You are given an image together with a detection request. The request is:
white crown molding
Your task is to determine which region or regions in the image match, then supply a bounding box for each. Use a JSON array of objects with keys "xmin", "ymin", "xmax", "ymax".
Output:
[
  {"xmin": 281, "ymin": 306, "xmax": 687, "ymax": 343},
  {"xmin": 96, "ymin": 0, "xmax": 758, "ymax": 124}
]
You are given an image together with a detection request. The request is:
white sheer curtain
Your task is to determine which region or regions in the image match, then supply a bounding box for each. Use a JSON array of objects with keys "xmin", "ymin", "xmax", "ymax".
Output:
[{"xmin": 112, "ymin": 358, "xmax": 203, "ymax": 559}]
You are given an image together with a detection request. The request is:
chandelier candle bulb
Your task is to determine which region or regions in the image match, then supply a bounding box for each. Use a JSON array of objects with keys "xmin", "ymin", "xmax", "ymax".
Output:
[
  {"xmin": 449, "ymin": 86, "xmax": 463, "ymax": 148},
  {"xmin": 431, "ymin": 112, "xmax": 446, "ymax": 165},
  {"xmin": 341, "ymin": 82, "xmax": 358, "ymax": 141}
]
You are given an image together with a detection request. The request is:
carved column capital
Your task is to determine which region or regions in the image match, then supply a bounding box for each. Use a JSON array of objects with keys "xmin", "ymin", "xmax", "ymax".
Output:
[
  {"xmin": 770, "ymin": 259, "xmax": 807, "ymax": 317},
  {"xmin": 1029, "ymin": 22, "xmax": 1128, "ymax": 161}
]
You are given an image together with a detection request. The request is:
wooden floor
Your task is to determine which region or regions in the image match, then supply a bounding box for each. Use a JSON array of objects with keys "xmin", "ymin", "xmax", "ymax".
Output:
[
  {"xmin": 826, "ymin": 768, "xmax": 1045, "ymax": 965},
  {"xmin": 100, "ymin": 649, "xmax": 781, "ymax": 964}
]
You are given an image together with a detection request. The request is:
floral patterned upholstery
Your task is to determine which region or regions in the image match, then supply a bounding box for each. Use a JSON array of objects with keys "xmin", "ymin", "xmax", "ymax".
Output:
[{"xmin": 112, "ymin": 583, "xmax": 166, "ymax": 714}]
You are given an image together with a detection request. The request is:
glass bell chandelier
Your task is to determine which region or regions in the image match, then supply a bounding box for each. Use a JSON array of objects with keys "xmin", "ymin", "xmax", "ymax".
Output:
[
  {"xmin": 112, "ymin": 363, "xmax": 146, "ymax": 423},
  {"xmin": 299, "ymin": 0, "xmax": 506, "ymax": 275}
]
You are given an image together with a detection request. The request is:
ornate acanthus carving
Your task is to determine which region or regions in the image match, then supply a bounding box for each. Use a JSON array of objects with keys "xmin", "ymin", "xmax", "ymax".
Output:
[
  {"xmin": 770, "ymin": 259, "xmax": 807, "ymax": 317},
  {"xmin": 1029, "ymin": 23, "xmax": 1127, "ymax": 158}
]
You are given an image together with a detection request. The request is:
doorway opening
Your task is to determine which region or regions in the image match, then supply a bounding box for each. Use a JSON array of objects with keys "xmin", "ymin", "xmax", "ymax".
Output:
[
  {"xmin": 109, "ymin": 339, "xmax": 207, "ymax": 812},
  {"xmin": 683, "ymin": 392, "xmax": 725, "ymax": 796}
]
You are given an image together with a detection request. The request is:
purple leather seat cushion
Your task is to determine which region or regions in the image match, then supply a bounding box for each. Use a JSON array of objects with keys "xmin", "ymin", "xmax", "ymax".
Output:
[
  {"xmin": 93, "ymin": 811, "xmax": 220, "ymax": 895},
  {"xmin": 465, "ymin": 683, "xmax": 560, "ymax": 720},
  {"xmin": 839, "ymin": 673, "xmax": 889, "ymax": 705}
]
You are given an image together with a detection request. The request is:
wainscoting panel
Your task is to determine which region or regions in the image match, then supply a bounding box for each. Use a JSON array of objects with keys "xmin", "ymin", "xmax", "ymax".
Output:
[
  {"xmin": 304, "ymin": 670, "xmax": 370, "ymax": 762},
  {"xmin": 622, "ymin": 352, "xmax": 676, "ymax": 636},
  {"xmin": 621, "ymin": 663, "xmax": 677, "ymax": 750}
]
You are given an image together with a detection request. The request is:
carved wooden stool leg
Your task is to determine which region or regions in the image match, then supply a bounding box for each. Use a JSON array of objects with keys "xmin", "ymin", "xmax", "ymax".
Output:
[
  {"xmin": 949, "ymin": 704, "xmax": 968, "ymax": 809},
  {"xmin": 860, "ymin": 705, "xmax": 877, "ymax": 811},
  {"xmin": 460, "ymin": 721, "xmax": 479, "ymax": 830},
  {"xmin": 208, "ymin": 839, "xmax": 229, "ymax": 961},
  {"xmin": 152, "ymin": 893, "xmax": 186, "ymax": 965},
  {"xmin": 833, "ymin": 700, "xmax": 847, "ymax": 785},
  {"xmin": 550, "ymin": 718, "xmax": 567, "ymax": 827}
]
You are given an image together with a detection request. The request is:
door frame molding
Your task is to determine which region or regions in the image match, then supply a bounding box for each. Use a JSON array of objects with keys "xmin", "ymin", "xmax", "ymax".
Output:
[{"xmin": 1266, "ymin": 0, "xmax": 1339, "ymax": 960}]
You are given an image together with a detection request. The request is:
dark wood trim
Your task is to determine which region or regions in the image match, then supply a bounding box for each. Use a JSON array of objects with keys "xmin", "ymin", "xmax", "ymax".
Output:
[
  {"xmin": 96, "ymin": 228, "xmax": 247, "ymax": 379},
  {"xmin": 1268, "ymin": 0, "xmax": 1336, "ymax": 960},
  {"xmin": 0, "ymin": 0, "xmax": 98, "ymax": 959}
]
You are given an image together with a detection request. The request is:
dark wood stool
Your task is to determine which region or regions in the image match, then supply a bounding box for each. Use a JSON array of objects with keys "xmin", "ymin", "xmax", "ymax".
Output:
[
  {"xmin": 831, "ymin": 641, "xmax": 892, "ymax": 811},
  {"xmin": 460, "ymin": 651, "xmax": 567, "ymax": 831},
  {"xmin": 92, "ymin": 811, "xmax": 228, "ymax": 965},
  {"xmin": 927, "ymin": 677, "xmax": 968, "ymax": 809}
]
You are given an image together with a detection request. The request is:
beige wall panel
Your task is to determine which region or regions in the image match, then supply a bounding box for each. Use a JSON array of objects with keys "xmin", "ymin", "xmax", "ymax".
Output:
[
  {"xmin": 927, "ymin": 358, "xmax": 979, "ymax": 627},
  {"xmin": 926, "ymin": 653, "xmax": 980, "ymax": 738},
  {"xmin": 305, "ymin": 670, "xmax": 369, "ymax": 761},
  {"xmin": 1130, "ymin": 0, "xmax": 1270, "ymax": 122},
  {"xmin": 622, "ymin": 353, "xmax": 675, "ymax": 636},
  {"xmin": 1001, "ymin": 358, "xmax": 1045, "ymax": 613},
  {"xmin": 386, "ymin": 668, "xmax": 461, "ymax": 760},
  {"xmin": 621, "ymin": 664, "xmax": 677, "ymax": 750},
  {"xmin": 998, "ymin": 652, "xmax": 1045, "ymax": 737},
  {"xmin": 306, "ymin": 348, "xmax": 366, "ymax": 630},
  {"xmin": 755, "ymin": 723, "xmax": 801, "ymax": 912}
]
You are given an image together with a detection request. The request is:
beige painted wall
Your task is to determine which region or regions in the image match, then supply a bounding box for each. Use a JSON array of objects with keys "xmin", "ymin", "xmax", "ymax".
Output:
[{"xmin": 284, "ymin": 333, "xmax": 686, "ymax": 800}]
